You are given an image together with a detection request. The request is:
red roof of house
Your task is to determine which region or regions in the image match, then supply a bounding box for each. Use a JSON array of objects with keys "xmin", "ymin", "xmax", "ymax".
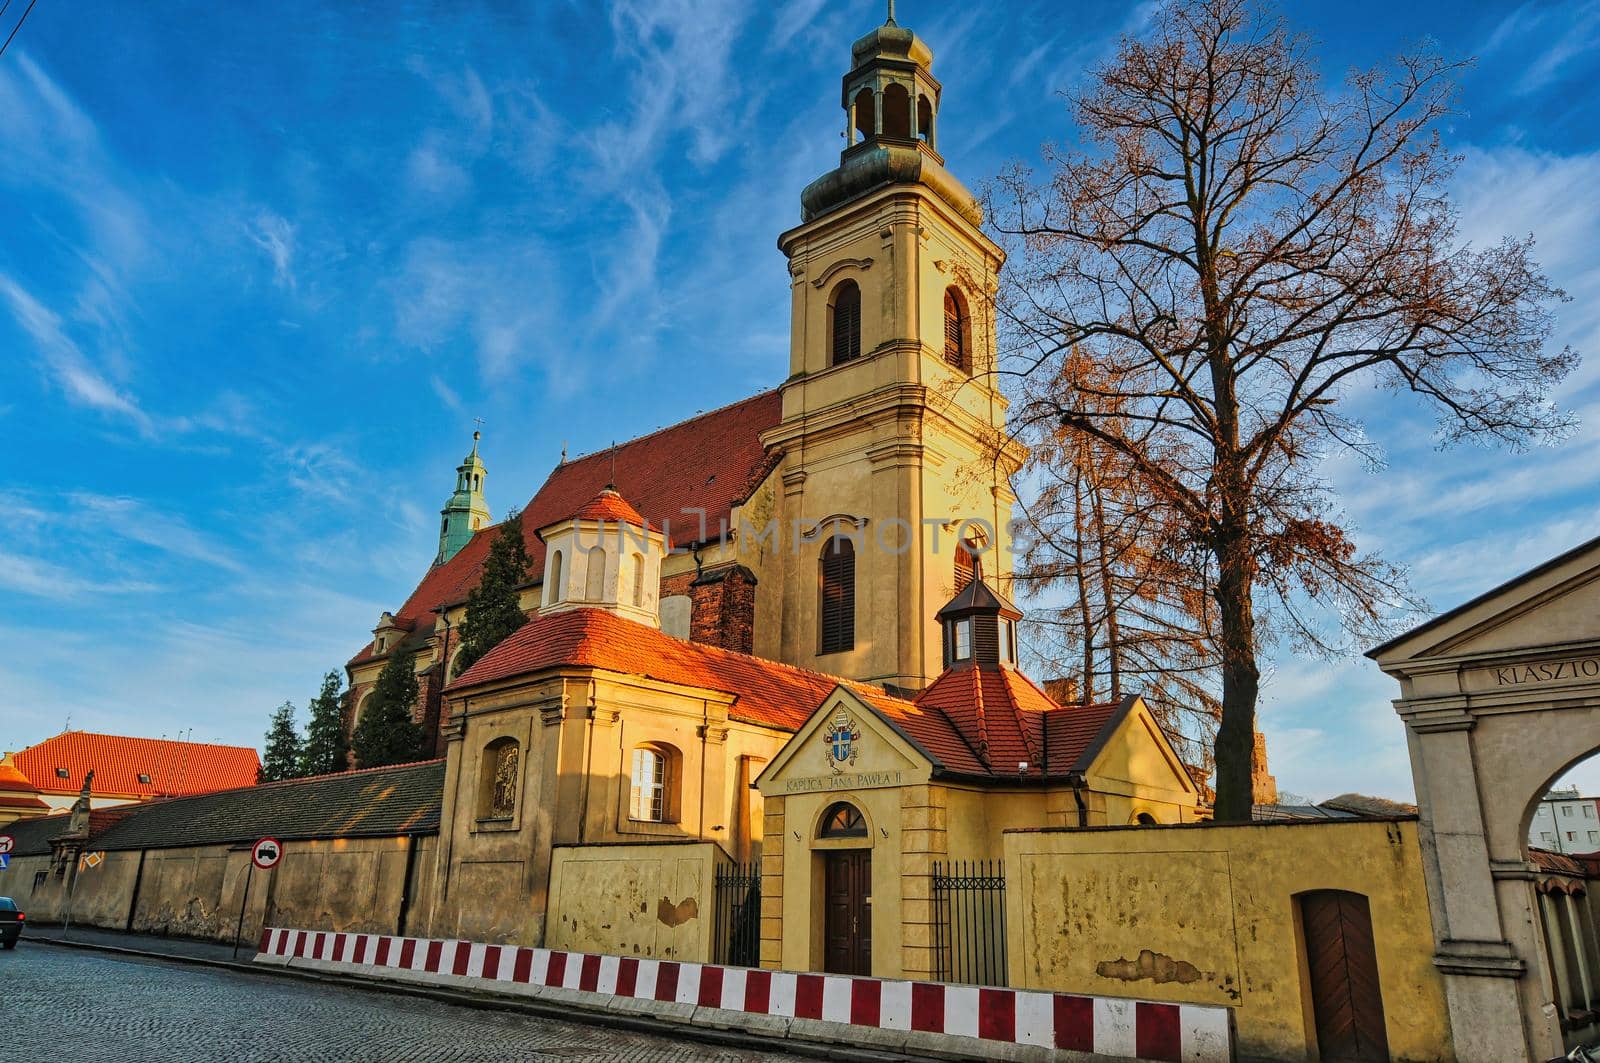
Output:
[
  {"xmin": 448, "ymin": 606, "xmax": 905, "ymax": 732},
  {"xmin": 862, "ymin": 665, "xmax": 1133, "ymax": 780},
  {"xmin": 564, "ymin": 486, "xmax": 647, "ymax": 528},
  {"xmin": 352, "ymin": 389, "xmax": 783, "ymax": 666},
  {"xmin": 12, "ymin": 732, "xmax": 262, "ymax": 798}
]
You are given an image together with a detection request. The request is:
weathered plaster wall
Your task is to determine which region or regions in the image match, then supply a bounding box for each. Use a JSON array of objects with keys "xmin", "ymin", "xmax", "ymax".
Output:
[
  {"xmin": 544, "ymin": 842, "xmax": 719, "ymax": 961},
  {"xmin": 1004, "ymin": 819, "xmax": 1451, "ymax": 1063},
  {"xmin": 0, "ymin": 836, "xmax": 435, "ymax": 946}
]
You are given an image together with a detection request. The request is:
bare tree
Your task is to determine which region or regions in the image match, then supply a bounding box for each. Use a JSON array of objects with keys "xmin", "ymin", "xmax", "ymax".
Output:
[
  {"xmin": 1016, "ymin": 350, "xmax": 1221, "ymax": 777},
  {"xmin": 991, "ymin": 0, "xmax": 1575, "ymax": 820}
]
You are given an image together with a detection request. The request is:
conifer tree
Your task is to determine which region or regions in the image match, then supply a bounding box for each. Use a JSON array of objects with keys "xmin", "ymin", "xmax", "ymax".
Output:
[
  {"xmin": 454, "ymin": 508, "xmax": 533, "ymax": 677},
  {"xmin": 351, "ymin": 650, "xmax": 424, "ymax": 769},
  {"xmin": 298, "ymin": 670, "xmax": 348, "ymax": 777},
  {"xmin": 260, "ymin": 702, "xmax": 301, "ymax": 782}
]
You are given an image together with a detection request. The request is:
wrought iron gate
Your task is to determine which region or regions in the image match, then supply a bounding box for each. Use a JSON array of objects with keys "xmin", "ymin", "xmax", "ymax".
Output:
[
  {"xmin": 713, "ymin": 861, "xmax": 761, "ymax": 968},
  {"xmin": 932, "ymin": 859, "xmax": 1007, "ymax": 986}
]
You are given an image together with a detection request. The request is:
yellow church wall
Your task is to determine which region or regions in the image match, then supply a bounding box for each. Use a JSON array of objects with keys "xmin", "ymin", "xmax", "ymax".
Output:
[
  {"xmin": 544, "ymin": 841, "xmax": 723, "ymax": 961},
  {"xmin": 1004, "ymin": 819, "xmax": 1452, "ymax": 1063},
  {"xmin": 433, "ymin": 668, "xmax": 791, "ymax": 949}
]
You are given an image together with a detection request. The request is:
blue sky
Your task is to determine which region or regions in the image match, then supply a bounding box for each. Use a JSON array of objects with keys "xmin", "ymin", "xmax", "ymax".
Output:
[{"xmin": 2, "ymin": 1, "xmax": 1597, "ymax": 801}]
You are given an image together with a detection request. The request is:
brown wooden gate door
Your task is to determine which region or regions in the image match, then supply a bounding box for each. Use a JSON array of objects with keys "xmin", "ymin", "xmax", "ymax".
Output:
[
  {"xmin": 824, "ymin": 850, "xmax": 871, "ymax": 975},
  {"xmin": 1300, "ymin": 890, "xmax": 1390, "ymax": 1062}
]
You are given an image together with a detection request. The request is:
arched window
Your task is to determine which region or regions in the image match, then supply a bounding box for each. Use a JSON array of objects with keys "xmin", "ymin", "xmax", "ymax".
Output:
[
  {"xmin": 819, "ymin": 801, "xmax": 868, "ymax": 838},
  {"xmin": 1134, "ymin": 811, "xmax": 1158, "ymax": 825},
  {"xmin": 830, "ymin": 281, "xmax": 861, "ymax": 366},
  {"xmin": 546, "ymin": 550, "xmax": 564, "ymax": 605},
  {"xmin": 943, "ymin": 288, "xmax": 968, "ymax": 370},
  {"xmin": 881, "ymin": 83, "xmax": 910, "ymax": 139},
  {"xmin": 630, "ymin": 745, "xmax": 677, "ymax": 823},
  {"xmin": 478, "ymin": 737, "xmax": 520, "ymax": 820},
  {"xmin": 584, "ymin": 546, "xmax": 607, "ymax": 601},
  {"xmin": 917, "ymin": 96, "xmax": 933, "ymax": 142},
  {"xmin": 853, "ymin": 88, "xmax": 874, "ymax": 142},
  {"xmin": 631, "ymin": 553, "xmax": 646, "ymax": 607},
  {"xmin": 819, "ymin": 537, "xmax": 856, "ymax": 654}
]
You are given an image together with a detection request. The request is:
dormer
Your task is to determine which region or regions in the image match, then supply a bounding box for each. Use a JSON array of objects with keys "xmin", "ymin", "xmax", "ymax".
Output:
[{"xmin": 536, "ymin": 485, "xmax": 665, "ymax": 627}]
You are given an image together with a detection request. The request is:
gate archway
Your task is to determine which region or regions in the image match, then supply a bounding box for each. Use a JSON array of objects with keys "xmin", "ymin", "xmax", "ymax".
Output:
[{"xmin": 1371, "ymin": 534, "xmax": 1600, "ymax": 1062}]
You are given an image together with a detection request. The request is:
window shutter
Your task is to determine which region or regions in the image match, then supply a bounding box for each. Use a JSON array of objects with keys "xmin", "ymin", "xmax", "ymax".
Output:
[
  {"xmin": 954, "ymin": 544, "xmax": 976, "ymax": 591},
  {"xmin": 832, "ymin": 283, "xmax": 861, "ymax": 366},
  {"xmin": 820, "ymin": 538, "xmax": 855, "ymax": 653},
  {"xmin": 943, "ymin": 290, "xmax": 965, "ymax": 369}
]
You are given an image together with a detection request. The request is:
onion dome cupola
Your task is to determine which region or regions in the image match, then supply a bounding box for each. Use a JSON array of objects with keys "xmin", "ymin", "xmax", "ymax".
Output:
[
  {"xmin": 800, "ymin": 3, "xmax": 980, "ymax": 226},
  {"xmin": 536, "ymin": 484, "xmax": 665, "ymax": 627},
  {"xmin": 436, "ymin": 431, "xmax": 492, "ymax": 565},
  {"xmin": 935, "ymin": 576, "xmax": 1023, "ymax": 671}
]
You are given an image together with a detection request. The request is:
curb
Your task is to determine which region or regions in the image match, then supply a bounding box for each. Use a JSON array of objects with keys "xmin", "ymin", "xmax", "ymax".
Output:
[{"xmin": 27, "ymin": 935, "xmax": 934, "ymax": 1062}]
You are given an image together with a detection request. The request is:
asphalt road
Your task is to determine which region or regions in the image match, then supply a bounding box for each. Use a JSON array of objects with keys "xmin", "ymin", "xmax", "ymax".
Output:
[{"xmin": 2, "ymin": 941, "xmax": 814, "ymax": 1061}]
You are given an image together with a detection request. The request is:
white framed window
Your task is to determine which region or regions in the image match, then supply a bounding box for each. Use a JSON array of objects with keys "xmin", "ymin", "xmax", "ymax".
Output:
[
  {"xmin": 1586, "ymin": 806, "xmax": 1594, "ymax": 819},
  {"xmin": 1563, "ymin": 806, "xmax": 1573, "ymax": 816},
  {"xmin": 999, "ymin": 619, "xmax": 1015, "ymax": 664},
  {"xmin": 1543, "ymin": 832, "xmax": 1556, "ymax": 844},
  {"xmin": 953, "ymin": 619, "xmax": 972, "ymax": 661},
  {"xmin": 630, "ymin": 747, "xmax": 669, "ymax": 823}
]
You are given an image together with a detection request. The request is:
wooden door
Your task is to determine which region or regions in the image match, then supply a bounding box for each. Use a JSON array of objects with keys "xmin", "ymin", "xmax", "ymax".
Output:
[
  {"xmin": 1301, "ymin": 890, "xmax": 1390, "ymax": 1062},
  {"xmin": 824, "ymin": 850, "xmax": 871, "ymax": 975}
]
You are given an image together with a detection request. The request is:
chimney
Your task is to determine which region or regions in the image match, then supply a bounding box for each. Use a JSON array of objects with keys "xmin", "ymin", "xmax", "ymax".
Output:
[{"xmin": 690, "ymin": 565, "xmax": 758, "ymax": 655}]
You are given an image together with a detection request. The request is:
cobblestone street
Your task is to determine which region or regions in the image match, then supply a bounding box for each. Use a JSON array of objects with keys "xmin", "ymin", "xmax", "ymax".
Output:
[{"xmin": 3, "ymin": 943, "xmax": 814, "ymax": 1061}]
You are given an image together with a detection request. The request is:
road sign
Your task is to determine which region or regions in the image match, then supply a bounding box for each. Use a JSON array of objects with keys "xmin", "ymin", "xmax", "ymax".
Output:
[
  {"xmin": 0, "ymin": 853, "xmax": 9, "ymax": 869},
  {"xmin": 0, "ymin": 834, "xmax": 13, "ymax": 856},
  {"xmin": 251, "ymin": 836, "xmax": 283, "ymax": 870},
  {"xmin": 79, "ymin": 851, "xmax": 105, "ymax": 870}
]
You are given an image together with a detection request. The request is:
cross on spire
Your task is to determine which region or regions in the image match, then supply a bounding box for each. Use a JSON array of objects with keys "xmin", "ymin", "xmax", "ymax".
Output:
[{"xmin": 886, "ymin": 0, "xmax": 896, "ymax": 25}]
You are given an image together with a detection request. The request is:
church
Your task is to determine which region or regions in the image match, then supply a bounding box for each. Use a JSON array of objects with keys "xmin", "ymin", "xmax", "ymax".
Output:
[{"xmin": 342, "ymin": 11, "xmax": 1201, "ymax": 977}]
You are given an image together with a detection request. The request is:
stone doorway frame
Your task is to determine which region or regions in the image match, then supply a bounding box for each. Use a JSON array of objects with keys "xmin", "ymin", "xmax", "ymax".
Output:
[{"xmin": 1370, "ymin": 534, "xmax": 1600, "ymax": 1063}]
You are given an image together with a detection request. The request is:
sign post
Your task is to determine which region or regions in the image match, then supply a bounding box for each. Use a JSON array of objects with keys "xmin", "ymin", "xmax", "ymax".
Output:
[{"xmin": 233, "ymin": 837, "xmax": 282, "ymax": 960}]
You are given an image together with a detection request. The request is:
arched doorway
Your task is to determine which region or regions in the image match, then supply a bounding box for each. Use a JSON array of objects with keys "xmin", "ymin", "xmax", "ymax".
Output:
[
  {"xmin": 1370, "ymin": 534, "xmax": 1600, "ymax": 1062},
  {"xmin": 817, "ymin": 801, "xmax": 872, "ymax": 975}
]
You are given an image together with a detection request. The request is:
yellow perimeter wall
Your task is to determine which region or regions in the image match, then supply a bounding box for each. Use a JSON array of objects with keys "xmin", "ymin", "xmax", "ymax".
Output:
[
  {"xmin": 1004, "ymin": 819, "xmax": 1452, "ymax": 1062},
  {"xmin": 545, "ymin": 841, "xmax": 724, "ymax": 962}
]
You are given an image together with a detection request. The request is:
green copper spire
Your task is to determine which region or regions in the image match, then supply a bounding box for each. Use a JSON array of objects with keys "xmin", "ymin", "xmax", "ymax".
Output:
[{"xmin": 436, "ymin": 431, "xmax": 490, "ymax": 565}]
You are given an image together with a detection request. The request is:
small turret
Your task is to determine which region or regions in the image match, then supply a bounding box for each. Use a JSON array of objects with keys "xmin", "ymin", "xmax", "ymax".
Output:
[
  {"xmin": 536, "ymin": 485, "xmax": 665, "ymax": 627},
  {"xmin": 436, "ymin": 431, "xmax": 491, "ymax": 565},
  {"xmin": 935, "ymin": 577, "xmax": 1022, "ymax": 670}
]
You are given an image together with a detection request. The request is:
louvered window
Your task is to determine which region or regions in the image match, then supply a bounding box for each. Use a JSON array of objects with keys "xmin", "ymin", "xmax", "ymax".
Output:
[
  {"xmin": 831, "ymin": 281, "xmax": 861, "ymax": 366},
  {"xmin": 954, "ymin": 542, "xmax": 978, "ymax": 591},
  {"xmin": 819, "ymin": 537, "xmax": 856, "ymax": 654},
  {"xmin": 943, "ymin": 289, "xmax": 966, "ymax": 369}
]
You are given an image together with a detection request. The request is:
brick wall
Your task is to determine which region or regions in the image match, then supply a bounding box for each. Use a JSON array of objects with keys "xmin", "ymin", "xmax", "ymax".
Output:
[{"xmin": 689, "ymin": 564, "xmax": 758, "ymax": 655}]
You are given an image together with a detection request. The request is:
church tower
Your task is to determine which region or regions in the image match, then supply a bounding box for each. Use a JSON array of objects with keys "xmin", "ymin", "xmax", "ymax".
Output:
[
  {"xmin": 436, "ymin": 432, "xmax": 491, "ymax": 565},
  {"xmin": 760, "ymin": 9, "xmax": 1023, "ymax": 692}
]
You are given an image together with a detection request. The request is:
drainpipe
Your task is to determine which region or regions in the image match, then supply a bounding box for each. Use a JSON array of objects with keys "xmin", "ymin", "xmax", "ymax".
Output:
[{"xmin": 1068, "ymin": 771, "xmax": 1089, "ymax": 828}]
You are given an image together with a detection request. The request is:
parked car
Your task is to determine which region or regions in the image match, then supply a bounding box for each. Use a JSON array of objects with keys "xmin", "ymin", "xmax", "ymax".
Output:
[{"xmin": 0, "ymin": 897, "xmax": 23, "ymax": 948}]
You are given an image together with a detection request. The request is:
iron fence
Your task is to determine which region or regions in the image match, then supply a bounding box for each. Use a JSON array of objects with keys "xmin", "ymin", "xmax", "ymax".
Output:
[
  {"xmin": 932, "ymin": 859, "xmax": 1008, "ymax": 986},
  {"xmin": 713, "ymin": 861, "xmax": 762, "ymax": 968}
]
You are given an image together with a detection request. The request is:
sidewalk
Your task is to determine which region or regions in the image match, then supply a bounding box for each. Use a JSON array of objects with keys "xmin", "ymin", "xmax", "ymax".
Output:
[{"xmin": 25, "ymin": 922, "xmax": 257, "ymax": 965}]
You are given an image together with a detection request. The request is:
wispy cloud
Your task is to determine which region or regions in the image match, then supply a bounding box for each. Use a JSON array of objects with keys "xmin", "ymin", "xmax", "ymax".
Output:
[
  {"xmin": 1482, "ymin": 1, "xmax": 1600, "ymax": 95},
  {"xmin": 0, "ymin": 273, "xmax": 151, "ymax": 431},
  {"xmin": 245, "ymin": 210, "xmax": 297, "ymax": 291}
]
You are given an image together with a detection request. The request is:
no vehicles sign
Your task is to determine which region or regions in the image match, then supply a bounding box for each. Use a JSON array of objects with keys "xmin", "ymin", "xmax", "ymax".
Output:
[
  {"xmin": 0, "ymin": 834, "xmax": 13, "ymax": 856},
  {"xmin": 251, "ymin": 837, "xmax": 283, "ymax": 870}
]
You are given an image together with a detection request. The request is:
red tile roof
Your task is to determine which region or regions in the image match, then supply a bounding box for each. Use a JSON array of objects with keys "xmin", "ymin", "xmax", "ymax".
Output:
[
  {"xmin": 564, "ymin": 486, "xmax": 647, "ymax": 528},
  {"xmin": 12, "ymin": 732, "xmax": 262, "ymax": 799},
  {"xmin": 867, "ymin": 665, "xmax": 1133, "ymax": 780},
  {"xmin": 352, "ymin": 389, "xmax": 783, "ymax": 666},
  {"xmin": 448, "ymin": 607, "xmax": 906, "ymax": 732}
]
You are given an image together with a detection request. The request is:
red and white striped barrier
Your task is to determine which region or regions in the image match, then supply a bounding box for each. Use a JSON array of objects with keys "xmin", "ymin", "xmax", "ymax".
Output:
[{"xmin": 256, "ymin": 927, "xmax": 1230, "ymax": 1061}]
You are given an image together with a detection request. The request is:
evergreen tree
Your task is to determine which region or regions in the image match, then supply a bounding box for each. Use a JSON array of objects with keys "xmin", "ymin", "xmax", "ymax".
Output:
[
  {"xmin": 259, "ymin": 702, "xmax": 301, "ymax": 782},
  {"xmin": 297, "ymin": 670, "xmax": 348, "ymax": 777},
  {"xmin": 351, "ymin": 650, "xmax": 424, "ymax": 768},
  {"xmin": 454, "ymin": 508, "xmax": 533, "ymax": 677}
]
